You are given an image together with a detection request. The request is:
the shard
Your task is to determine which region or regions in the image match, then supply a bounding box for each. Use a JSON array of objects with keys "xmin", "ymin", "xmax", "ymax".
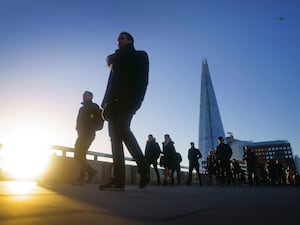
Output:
[{"xmin": 198, "ymin": 59, "xmax": 225, "ymax": 159}]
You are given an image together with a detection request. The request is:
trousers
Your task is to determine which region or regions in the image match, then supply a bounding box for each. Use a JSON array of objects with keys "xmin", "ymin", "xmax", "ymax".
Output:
[
  {"xmin": 74, "ymin": 132, "xmax": 95, "ymax": 180},
  {"xmin": 108, "ymin": 110, "xmax": 148, "ymax": 185}
]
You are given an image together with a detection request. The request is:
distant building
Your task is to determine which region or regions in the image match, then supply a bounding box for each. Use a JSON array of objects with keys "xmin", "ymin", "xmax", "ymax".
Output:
[
  {"xmin": 243, "ymin": 140, "xmax": 296, "ymax": 177},
  {"xmin": 198, "ymin": 59, "xmax": 225, "ymax": 160},
  {"xmin": 225, "ymin": 134, "xmax": 297, "ymax": 175}
]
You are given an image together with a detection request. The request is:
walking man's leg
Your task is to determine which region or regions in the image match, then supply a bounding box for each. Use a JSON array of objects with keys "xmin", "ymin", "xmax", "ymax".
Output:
[
  {"xmin": 120, "ymin": 111, "xmax": 150, "ymax": 188},
  {"xmin": 153, "ymin": 162, "xmax": 161, "ymax": 185},
  {"xmin": 74, "ymin": 134, "xmax": 95, "ymax": 184}
]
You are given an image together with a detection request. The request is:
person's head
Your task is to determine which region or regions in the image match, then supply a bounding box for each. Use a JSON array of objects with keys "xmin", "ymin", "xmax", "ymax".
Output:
[
  {"xmin": 164, "ymin": 134, "xmax": 170, "ymax": 141},
  {"xmin": 83, "ymin": 91, "xmax": 93, "ymax": 101},
  {"xmin": 117, "ymin": 31, "xmax": 134, "ymax": 49},
  {"xmin": 148, "ymin": 134, "xmax": 154, "ymax": 141},
  {"xmin": 190, "ymin": 142, "xmax": 195, "ymax": 148},
  {"xmin": 217, "ymin": 136, "xmax": 224, "ymax": 144}
]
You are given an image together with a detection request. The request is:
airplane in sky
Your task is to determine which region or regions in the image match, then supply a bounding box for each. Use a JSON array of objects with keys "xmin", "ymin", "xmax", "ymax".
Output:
[{"xmin": 276, "ymin": 16, "xmax": 285, "ymax": 21}]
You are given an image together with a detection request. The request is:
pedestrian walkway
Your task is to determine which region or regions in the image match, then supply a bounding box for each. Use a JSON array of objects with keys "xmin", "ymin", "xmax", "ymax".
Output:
[{"xmin": 0, "ymin": 181, "xmax": 299, "ymax": 225}]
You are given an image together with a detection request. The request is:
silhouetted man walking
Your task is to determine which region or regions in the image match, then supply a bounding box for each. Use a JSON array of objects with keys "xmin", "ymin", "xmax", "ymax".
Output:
[
  {"xmin": 186, "ymin": 142, "xmax": 202, "ymax": 186},
  {"xmin": 99, "ymin": 32, "xmax": 150, "ymax": 190},
  {"xmin": 145, "ymin": 134, "xmax": 161, "ymax": 185},
  {"xmin": 74, "ymin": 91, "xmax": 103, "ymax": 185},
  {"xmin": 216, "ymin": 136, "xmax": 232, "ymax": 186},
  {"xmin": 243, "ymin": 145, "xmax": 258, "ymax": 186}
]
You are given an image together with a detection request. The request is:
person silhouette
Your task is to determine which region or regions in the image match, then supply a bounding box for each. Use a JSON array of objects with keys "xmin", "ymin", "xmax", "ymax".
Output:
[
  {"xmin": 216, "ymin": 136, "xmax": 232, "ymax": 186},
  {"xmin": 73, "ymin": 91, "xmax": 103, "ymax": 185},
  {"xmin": 145, "ymin": 134, "xmax": 161, "ymax": 185},
  {"xmin": 99, "ymin": 32, "xmax": 150, "ymax": 190},
  {"xmin": 185, "ymin": 142, "xmax": 202, "ymax": 186}
]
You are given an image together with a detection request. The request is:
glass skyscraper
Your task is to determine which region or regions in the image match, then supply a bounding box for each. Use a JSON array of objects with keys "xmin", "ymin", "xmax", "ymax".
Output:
[{"xmin": 198, "ymin": 59, "xmax": 225, "ymax": 159}]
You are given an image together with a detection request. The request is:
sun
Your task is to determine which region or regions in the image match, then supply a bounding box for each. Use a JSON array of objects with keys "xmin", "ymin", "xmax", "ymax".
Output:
[{"xmin": 1, "ymin": 127, "xmax": 51, "ymax": 180}]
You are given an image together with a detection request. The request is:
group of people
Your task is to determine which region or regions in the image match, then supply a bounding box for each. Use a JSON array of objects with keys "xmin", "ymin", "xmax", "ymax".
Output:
[
  {"xmin": 72, "ymin": 31, "xmax": 207, "ymax": 190},
  {"xmin": 206, "ymin": 136, "xmax": 234, "ymax": 186},
  {"xmin": 206, "ymin": 141, "xmax": 299, "ymax": 187},
  {"xmin": 70, "ymin": 31, "xmax": 297, "ymax": 190},
  {"xmin": 73, "ymin": 31, "xmax": 150, "ymax": 190},
  {"xmin": 145, "ymin": 134, "xmax": 180, "ymax": 186},
  {"xmin": 258, "ymin": 159, "xmax": 298, "ymax": 186},
  {"xmin": 145, "ymin": 134, "xmax": 202, "ymax": 186},
  {"xmin": 206, "ymin": 139, "xmax": 258, "ymax": 187},
  {"xmin": 145, "ymin": 135, "xmax": 298, "ymax": 187}
]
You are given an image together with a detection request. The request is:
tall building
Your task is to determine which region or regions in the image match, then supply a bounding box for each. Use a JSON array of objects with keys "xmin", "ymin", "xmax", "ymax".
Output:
[{"xmin": 198, "ymin": 59, "xmax": 225, "ymax": 159}]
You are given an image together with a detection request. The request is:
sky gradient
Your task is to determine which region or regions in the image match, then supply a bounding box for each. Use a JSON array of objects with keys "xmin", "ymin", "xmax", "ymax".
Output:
[{"xmin": 0, "ymin": 0, "xmax": 299, "ymax": 167}]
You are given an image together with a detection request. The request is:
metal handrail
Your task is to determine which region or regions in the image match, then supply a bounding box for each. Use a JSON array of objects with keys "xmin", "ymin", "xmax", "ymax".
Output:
[
  {"xmin": 50, "ymin": 145, "xmax": 189, "ymax": 170},
  {"xmin": 51, "ymin": 145, "xmax": 135, "ymax": 162}
]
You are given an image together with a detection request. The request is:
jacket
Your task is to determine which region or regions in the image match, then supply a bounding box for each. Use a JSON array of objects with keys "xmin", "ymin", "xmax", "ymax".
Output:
[
  {"xmin": 102, "ymin": 43, "xmax": 149, "ymax": 117},
  {"xmin": 216, "ymin": 143, "xmax": 233, "ymax": 163},
  {"xmin": 145, "ymin": 140, "xmax": 161, "ymax": 163},
  {"xmin": 76, "ymin": 100, "xmax": 102, "ymax": 135},
  {"xmin": 162, "ymin": 141, "xmax": 177, "ymax": 168},
  {"xmin": 188, "ymin": 147, "xmax": 202, "ymax": 164}
]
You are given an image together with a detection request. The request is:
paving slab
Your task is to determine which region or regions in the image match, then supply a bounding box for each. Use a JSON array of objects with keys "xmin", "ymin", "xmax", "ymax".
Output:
[{"xmin": 0, "ymin": 181, "xmax": 299, "ymax": 225}]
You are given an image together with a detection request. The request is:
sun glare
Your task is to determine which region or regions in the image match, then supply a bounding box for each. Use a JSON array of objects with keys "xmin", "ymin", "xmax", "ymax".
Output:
[
  {"xmin": 5, "ymin": 181, "xmax": 38, "ymax": 195},
  {"xmin": 1, "ymin": 128, "xmax": 51, "ymax": 180}
]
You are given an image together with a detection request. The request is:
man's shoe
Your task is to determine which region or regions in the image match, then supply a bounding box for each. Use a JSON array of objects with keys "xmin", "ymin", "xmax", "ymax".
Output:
[
  {"xmin": 87, "ymin": 169, "xmax": 97, "ymax": 183},
  {"xmin": 139, "ymin": 171, "xmax": 150, "ymax": 189},
  {"xmin": 98, "ymin": 182, "xmax": 124, "ymax": 191}
]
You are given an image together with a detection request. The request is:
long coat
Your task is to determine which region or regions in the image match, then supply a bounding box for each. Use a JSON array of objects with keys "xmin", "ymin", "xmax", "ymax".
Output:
[{"xmin": 162, "ymin": 141, "xmax": 177, "ymax": 168}]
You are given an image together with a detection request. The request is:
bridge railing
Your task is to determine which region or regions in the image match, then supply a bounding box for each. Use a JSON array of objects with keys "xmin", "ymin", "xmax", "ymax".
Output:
[
  {"xmin": 50, "ymin": 145, "xmax": 189, "ymax": 171},
  {"xmin": 51, "ymin": 145, "xmax": 134, "ymax": 162}
]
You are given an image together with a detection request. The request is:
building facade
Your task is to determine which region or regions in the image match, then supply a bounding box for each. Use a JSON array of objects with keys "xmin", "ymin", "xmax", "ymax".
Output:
[{"xmin": 248, "ymin": 140, "xmax": 297, "ymax": 174}]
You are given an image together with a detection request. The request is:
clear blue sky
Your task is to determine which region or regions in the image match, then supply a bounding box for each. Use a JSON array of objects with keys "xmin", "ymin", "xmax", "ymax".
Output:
[{"xmin": 0, "ymin": 0, "xmax": 299, "ymax": 167}]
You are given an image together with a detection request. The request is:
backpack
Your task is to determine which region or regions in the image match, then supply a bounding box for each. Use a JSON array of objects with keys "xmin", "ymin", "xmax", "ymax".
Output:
[
  {"xmin": 176, "ymin": 152, "xmax": 182, "ymax": 163},
  {"xmin": 95, "ymin": 108, "xmax": 104, "ymax": 131}
]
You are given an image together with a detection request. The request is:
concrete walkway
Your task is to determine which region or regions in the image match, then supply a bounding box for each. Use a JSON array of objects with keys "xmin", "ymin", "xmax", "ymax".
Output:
[{"xmin": 0, "ymin": 181, "xmax": 299, "ymax": 225}]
